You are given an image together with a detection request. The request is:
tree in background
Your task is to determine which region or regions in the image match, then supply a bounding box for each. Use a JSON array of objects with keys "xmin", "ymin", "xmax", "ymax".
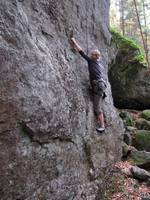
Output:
[
  {"xmin": 120, "ymin": 0, "xmax": 125, "ymax": 35},
  {"xmin": 110, "ymin": 0, "xmax": 150, "ymax": 67},
  {"xmin": 133, "ymin": 0, "xmax": 150, "ymax": 67}
]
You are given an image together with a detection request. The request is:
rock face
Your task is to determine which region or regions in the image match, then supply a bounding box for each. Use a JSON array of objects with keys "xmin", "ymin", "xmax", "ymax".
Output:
[
  {"xmin": 0, "ymin": 0, "xmax": 124, "ymax": 199},
  {"xmin": 109, "ymin": 30, "xmax": 150, "ymax": 110}
]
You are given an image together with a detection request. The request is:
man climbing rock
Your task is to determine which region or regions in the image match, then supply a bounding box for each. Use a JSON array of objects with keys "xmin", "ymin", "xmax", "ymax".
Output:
[{"xmin": 71, "ymin": 37, "xmax": 107, "ymax": 132}]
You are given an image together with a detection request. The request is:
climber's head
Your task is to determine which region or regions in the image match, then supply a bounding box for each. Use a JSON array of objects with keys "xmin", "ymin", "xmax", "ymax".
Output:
[{"xmin": 90, "ymin": 49, "xmax": 101, "ymax": 61}]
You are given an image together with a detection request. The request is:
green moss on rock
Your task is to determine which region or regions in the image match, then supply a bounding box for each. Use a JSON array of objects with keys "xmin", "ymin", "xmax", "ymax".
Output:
[
  {"xmin": 110, "ymin": 28, "xmax": 148, "ymax": 67},
  {"xmin": 110, "ymin": 28, "xmax": 139, "ymax": 50},
  {"xmin": 109, "ymin": 28, "xmax": 149, "ymax": 109},
  {"xmin": 132, "ymin": 130, "xmax": 150, "ymax": 151},
  {"xmin": 119, "ymin": 111, "xmax": 134, "ymax": 126},
  {"xmin": 129, "ymin": 149, "xmax": 150, "ymax": 168},
  {"xmin": 141, "ymin": 110, "xmax": 150, "ymax": 121}
]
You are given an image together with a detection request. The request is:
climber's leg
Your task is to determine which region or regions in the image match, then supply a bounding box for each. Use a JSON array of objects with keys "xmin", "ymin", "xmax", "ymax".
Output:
[
  {"xmin": 93, "ymin": 93, "xmax": 105, "ymax": 132},
  {"xmin": 92, "ymin": 80, "xmax": 106, "ymax": 132},
  {"xmin": 97, "ymin": 112, "xmax": 105, "ymax": 131}
]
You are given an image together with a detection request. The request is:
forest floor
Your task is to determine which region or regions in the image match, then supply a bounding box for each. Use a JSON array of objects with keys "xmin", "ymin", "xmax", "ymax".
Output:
[{"xmin": 104, "ymin": 161, "xmax": 150, "ymax": 200}]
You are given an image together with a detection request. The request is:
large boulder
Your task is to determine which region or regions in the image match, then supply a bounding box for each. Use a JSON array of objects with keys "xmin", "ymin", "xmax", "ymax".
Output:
[
  {"xmin": 109, "ymin": 29, "xmax": 150, "ymax": 110},
  {"xmin": 132, "ymin": 130, "xmax": 150, "ymax": 151},
  {"xmin": 130, "ymin": 166, "xmax": 150, "ymax": 181},
  {"xmin": 141, "ymin": 110, "xmax": 150, "ymax": 121},
  {"xmin": 135, "ymin": 118, "xmax": 150, "ymax": 130},
  {"xmin": 129, "ymin": 149, "xmax": 150, "ymax": 169},
  {"xmin": 0, "ymin": 0, "xmax": 124, "ymax": 199}
]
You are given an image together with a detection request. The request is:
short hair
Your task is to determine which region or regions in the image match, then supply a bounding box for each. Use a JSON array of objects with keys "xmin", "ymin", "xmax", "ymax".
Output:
[{"xmin": 90, "ymin": 49, "xmax": 101, "ymax": 57}]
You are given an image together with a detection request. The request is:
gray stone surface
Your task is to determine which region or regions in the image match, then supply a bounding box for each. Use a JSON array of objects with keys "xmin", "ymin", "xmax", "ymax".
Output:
[
  {"xmin": 129, "ymin": 149, "xmax": 150, "ymax": 169},
  {"xmin": 0, "ymin": 0, "xmax": 124, "ymax": 199},
  {"xmin": 131, "ymin": 166, "xmax": 150, "ymax": 181}
]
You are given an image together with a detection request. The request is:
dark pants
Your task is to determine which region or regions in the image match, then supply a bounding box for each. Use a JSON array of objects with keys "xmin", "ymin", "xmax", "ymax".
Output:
[{"xmin": 91, "ymin": 80, "xmax": 106, "ymax": 116}]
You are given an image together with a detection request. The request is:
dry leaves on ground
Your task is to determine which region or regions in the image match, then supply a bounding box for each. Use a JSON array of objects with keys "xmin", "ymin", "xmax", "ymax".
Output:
[{"xmin": 105, "ymin": 161, "xmax": 150, "ymax": 200}]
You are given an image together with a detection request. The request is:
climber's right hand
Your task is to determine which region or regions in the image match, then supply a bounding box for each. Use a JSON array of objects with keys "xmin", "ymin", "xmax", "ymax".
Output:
[
  {"xmin": 70, "ymin": 37, "xmax": 82, "ymax": 52},
  {"xmin": 71, "ymin": 37, "xmax": 76, "ymax": 43}
]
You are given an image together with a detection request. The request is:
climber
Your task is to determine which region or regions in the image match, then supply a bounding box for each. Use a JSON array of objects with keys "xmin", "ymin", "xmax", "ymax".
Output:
[{"xmin": 71, "ymin": 37, "xmax": 107, "ymax": 132}]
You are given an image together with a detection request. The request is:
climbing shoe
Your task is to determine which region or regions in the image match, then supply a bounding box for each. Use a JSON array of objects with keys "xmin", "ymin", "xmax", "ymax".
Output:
[{"xmin": 96, "ymin": 127, "xmax": 105, "ymax": 132}]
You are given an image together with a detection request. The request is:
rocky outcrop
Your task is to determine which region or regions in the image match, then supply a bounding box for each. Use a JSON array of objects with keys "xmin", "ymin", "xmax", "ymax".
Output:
[
  {"xmin": 129, "ymin": 149, "xmax": 150, "ymax": 169},
  {"xmin": 132, "ymin": 130, "xmax": 150, "ymax": 151},
  {"xmin": 135, "ymin": 118, "xmax": 150, "ymax": 130},
  {"xmin": 141, "ymin": 110, "xmax": 150, "ymax": 120},
  {"xmin": 0, "ymin": 0, "xmax": 124, "ymax": 199},
  {"xmin": 120, "ymin": 109, "xmax": 150, "ymax": 172},
  {"xmin": 109, "ymin": 29, "xmax": 150, "ymax": 110}
]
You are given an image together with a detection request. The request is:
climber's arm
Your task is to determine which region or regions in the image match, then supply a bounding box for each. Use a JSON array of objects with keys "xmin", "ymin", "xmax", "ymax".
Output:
[
  {"xmin": 79, "ymin": 50, "xmax": 91, "ymax": 62},
  {"xmin": 71, "ymin": 37, "xmax": 82, "ymax": 52},
  {"xmin": 71, "ymin": 37, "xmax": 91, "ymax": 62}
]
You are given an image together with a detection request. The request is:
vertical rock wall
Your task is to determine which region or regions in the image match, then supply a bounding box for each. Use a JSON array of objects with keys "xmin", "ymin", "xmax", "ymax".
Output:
[{"xmin": 0, "ymin": 0, "xmax": 124, "ymax": 199}]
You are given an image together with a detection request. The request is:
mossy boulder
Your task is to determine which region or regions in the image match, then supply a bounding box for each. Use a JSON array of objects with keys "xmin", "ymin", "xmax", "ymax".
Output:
[
  {"xmin": 141, "ymin": 110, "xmax": 150, "ymax": 121},
  {"xmin": 126, "ymin": 126, "xmax": 137, "ymax": 132},
  {"xmin": 109, "ymin": 29, "xmax": 150, "ymax": 110},
  {"xmin": 119, "ymin": 111, "xmax": 134, "ymax": 126},
  {"xmin": 135, "ymin": 118, "xmax": 150, "ymax": 130},
  {"xmin": 123, "ymin": 126, "xmax": 137, "ymax": 146},
  {"xmin": 129, "ymin": 149, "xmax": 150, "ymax": 169},
  {"xmin": 132, "ymin": 130, "xmax": 150, "ymax": 151}
]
